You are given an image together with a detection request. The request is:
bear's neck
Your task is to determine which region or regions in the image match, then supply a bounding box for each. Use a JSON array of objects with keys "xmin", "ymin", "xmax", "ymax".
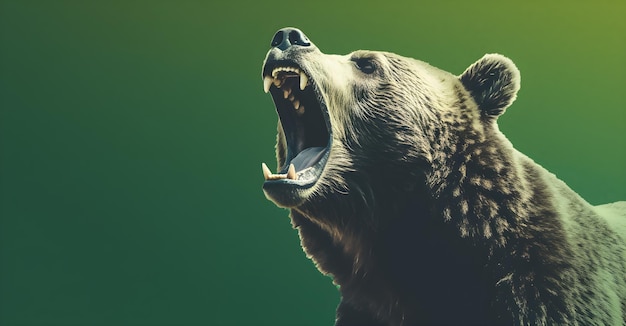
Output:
[
  {"xmin": 425, "ymin": 124, "xmax": 575, "ymax": 323},
  {"xmin": 428, "ymin": 126, "xmax": 522, "ymax": 245}
]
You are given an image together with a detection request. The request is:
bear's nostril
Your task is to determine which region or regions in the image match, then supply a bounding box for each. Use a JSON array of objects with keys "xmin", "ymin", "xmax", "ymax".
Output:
[
  {"xmin": 289, "ymin": 30, "xmax": 310, "ymax": 46},
  {"xmin": 271, "ymin": 31, "xmax": 284, "ymax": 48}
]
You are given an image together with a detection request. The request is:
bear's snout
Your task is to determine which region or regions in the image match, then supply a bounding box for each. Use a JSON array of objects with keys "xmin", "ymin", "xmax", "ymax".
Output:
[{"xmin": 270, "ymin": 27, "xmax": 312, "ymax": 51}]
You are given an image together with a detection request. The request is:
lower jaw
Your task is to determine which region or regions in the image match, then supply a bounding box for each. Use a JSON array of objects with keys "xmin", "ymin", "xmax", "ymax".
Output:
[
  {"xmin": 262, "ymin": 151, "xmax": 329, "ymax": 208},
  {"xmin": 262, "ymin": 181, "xmax": 311, "ymax": 208}
]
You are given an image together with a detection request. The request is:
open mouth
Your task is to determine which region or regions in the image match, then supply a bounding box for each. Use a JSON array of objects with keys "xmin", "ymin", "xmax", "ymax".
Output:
[{"xmin": 261, "ymin": 62, "xmax": 332, "ymax": 188}]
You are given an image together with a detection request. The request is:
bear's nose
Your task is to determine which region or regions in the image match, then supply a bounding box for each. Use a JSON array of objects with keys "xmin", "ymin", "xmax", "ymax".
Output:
[{"xmin": 270, "ymin": 27, "xmax": 311, "ymax": 50}]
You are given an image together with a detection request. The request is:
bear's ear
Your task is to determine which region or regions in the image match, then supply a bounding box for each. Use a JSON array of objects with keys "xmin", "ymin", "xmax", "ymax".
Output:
[{"xmin": 459, "ymin": 54, "xmax": 520, "ymax": 117}]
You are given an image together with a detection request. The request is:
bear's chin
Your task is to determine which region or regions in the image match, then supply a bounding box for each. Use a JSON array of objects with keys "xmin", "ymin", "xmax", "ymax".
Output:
[{"xmin": 262, "ymin": 181, "xmax": 310, "ymax": 208}]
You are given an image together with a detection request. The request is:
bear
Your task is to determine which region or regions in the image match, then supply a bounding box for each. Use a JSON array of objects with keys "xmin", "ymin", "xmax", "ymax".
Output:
[{"xmin": 260, "ymin": 27, "xmax": 626, "ymax": 325}]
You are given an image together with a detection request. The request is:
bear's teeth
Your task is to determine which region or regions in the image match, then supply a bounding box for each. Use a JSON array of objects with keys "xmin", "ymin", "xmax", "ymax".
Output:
[
  {"xmin": 262, "ymin": 163, "xmax": 284, "ymax": 180},
  {"xmin": 283, "ymin": 88, "xmax": 291, "ymax": 99},
  {"xmin": 272, "ymin": 66, "xmax": 300, "ymax": 78},
  {"xmin": 263, "ymin": 76, "xmax": 273, "ymax": 93},
  {"xmin": 270, "ymin": 67, "xmax": 309, "ymax": 90},
  {"xmin": 293, "ymin": 99, "xmax": 300, "ymax": 110},
  {"xmin": 262, "ymin": 163, "xmax": 298, "ymax": 181},
  {"xmin": 299, "ymin": 72, "xmax": 308, "ymax": 90},
  {"xmin": 262, "ymin": 162, "xmax": 272, "ymax": 180},
  {"xmin": 287, "ymin": 164, "xmax": 297, "ymax": 180}
]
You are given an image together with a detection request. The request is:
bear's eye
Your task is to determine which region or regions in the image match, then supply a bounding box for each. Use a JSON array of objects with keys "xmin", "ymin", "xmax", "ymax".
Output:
[{"xmin": 353, "ymin": 58, "xmax": 376, "ymax": 74}]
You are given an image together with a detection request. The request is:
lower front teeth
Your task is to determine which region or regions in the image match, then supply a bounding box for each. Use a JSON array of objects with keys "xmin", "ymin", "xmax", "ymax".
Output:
[{"xmin": 262, "ymin": 163, "xmax": 297, "ymax": 181}]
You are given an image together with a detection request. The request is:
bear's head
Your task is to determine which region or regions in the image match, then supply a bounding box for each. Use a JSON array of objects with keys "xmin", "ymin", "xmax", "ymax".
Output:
[{"xmin": 261, "ymin": 27, "xmax": 520, "ymax": 226}]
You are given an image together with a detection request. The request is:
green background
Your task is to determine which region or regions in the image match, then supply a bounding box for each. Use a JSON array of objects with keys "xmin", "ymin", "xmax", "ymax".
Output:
[{"xmin": 1, "ymin": 1, "xmax": 624, "ymax": 325}]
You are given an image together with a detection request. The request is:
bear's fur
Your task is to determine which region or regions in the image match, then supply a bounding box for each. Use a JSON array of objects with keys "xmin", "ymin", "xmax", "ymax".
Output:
[{"xmin": 261, "ymin": 27, "xmax": 626, "ymax": 325}]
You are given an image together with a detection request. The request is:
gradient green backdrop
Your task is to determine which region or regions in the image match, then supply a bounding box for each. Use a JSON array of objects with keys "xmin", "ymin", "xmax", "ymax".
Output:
[{"xmin": 1, "ymin": 1, "xmax": 624, "ymax": 325}]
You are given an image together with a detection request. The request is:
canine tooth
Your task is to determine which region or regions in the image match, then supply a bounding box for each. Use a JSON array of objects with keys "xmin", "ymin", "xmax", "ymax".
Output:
[
  {"xmin": 262, "ymin": 163, "xmax": 272, "ymax": 180},
  {"xmin": 262, "ymin": 163, "xmax": 294, "ymax": 180},
  {"xmin": 299, "ymin": 72, "xmax": 308, "ymax": 90},
  {"xmin": 283, "ymin": 88, "xmax": 291, "ymax": 99},
  {"xmin": 263, "ymin": 76, "xmax": 273, "ymax": 93},
  {"xmin": 287, "ymin": 164, "xmax": 297, "ymax": 180},
  {"xmin": 293, "ymin": 99, "xmax": 300, "ymax": 110}
]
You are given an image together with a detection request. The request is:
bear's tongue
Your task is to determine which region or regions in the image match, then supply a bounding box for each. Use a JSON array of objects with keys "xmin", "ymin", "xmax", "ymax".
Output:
[{"xmin": 291, "ymin": 147, "xmax": 326, "ymax": 171}]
